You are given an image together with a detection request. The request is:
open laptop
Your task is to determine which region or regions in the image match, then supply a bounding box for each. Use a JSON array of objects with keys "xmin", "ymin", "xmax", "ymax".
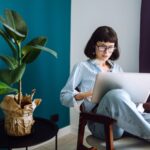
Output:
[{"xmin": 91, "ymin": 72, "xmax": 150, "ymax": 104}]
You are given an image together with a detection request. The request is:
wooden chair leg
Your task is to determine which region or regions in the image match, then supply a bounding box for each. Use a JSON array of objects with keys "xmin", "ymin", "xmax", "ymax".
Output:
[
  {"xmin": 77, "ymin": 113, "xmax": 87, "ymax": 150},
  {"xmin": 104, "ymin": 124, "xmax": 114, "ymax": 150},
  {"xmin": 77, "ymin": 113, "xmax": 97, "ymax": 150}
]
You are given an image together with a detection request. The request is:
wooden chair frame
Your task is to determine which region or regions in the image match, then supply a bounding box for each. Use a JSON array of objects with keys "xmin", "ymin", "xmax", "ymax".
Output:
[
  {"xmin": 77, "ymin": 109, "xmax": 116, "ymax": 150},
  {"xmin": 76, "ymin": 102, "xmax": 150, "ymax": 150}
]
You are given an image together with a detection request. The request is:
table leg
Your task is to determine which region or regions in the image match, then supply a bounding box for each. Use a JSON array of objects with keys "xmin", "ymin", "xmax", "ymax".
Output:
[{"xmin": 55, "ymin": 134, "xmax": 58, "ymax": 150}]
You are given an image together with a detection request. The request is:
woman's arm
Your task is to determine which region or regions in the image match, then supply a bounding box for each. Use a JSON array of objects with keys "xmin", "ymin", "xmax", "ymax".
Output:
[{"xmin": 60, "ymin": 63, "xmax": 83, "ymax": 107}]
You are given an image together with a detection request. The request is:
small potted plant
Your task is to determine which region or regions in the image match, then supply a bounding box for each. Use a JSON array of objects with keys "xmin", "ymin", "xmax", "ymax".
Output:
[{"xmin": 0, "ymin": 9, "xmax": 57, "ymax": 136}]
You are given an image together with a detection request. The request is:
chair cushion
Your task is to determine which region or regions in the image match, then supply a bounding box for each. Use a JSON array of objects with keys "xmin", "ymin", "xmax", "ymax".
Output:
[{"xmin": 86, "ymin": 135, "xmax": 150, "ymax": 150}]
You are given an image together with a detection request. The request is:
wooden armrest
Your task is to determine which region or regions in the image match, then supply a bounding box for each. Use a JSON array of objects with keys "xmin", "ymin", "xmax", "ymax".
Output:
[
  {"xmin": 80, "ymin": 103, "xmax": 116, "ymax": 124},
  {"xmin": 80, "ymin": 111, "xmax": 116, "ymax": 124}
]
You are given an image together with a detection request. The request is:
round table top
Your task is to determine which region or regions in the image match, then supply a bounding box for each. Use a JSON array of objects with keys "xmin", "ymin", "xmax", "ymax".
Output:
[{"xmin": 0, "ymin": 117, "xmax": 59, "ymax": 149}]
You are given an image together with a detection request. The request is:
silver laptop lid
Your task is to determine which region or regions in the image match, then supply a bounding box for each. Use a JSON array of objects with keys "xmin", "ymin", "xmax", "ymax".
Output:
[{"xmin": 91, "ymin": 72, "xmax": 150, "ymax": 104}]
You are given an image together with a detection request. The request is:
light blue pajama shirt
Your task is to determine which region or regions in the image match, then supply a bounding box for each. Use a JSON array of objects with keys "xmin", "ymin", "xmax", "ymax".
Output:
[{"xmin": 60, "ymin": 59, "xmax": 150, "ymax": 140}]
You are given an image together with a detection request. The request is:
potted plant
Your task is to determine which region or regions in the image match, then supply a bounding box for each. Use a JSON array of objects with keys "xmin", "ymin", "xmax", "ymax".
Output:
[{"xmin": 0, "ymin": 9, "xmax": 57, "ymax": 136}]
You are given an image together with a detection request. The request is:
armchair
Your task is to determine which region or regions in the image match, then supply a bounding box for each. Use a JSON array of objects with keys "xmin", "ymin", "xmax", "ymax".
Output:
[{"xmin": 77, "ymin": 102, "xmax": 150, "ymax": 150}]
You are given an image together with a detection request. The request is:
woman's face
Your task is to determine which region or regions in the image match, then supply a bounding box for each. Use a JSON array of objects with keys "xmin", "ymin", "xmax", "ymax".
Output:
[{"xmin": 95, "ymin": 41, "xmax": 115, "ymax": 61}]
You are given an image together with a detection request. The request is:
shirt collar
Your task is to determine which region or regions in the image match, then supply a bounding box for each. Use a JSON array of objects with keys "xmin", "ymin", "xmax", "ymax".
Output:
[{"xmin": 90, "ymin": 59, "xmax": 114, "ymax": 70}]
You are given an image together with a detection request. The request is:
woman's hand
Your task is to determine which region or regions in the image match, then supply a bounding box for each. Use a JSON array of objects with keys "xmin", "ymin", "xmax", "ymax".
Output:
[{"xmin": 74, "ymin": 90, "xmax": 93, "ymax": 101}]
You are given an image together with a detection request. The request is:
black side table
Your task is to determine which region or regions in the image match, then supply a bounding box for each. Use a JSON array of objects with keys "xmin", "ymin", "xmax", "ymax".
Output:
[{"xmin": 0, "ymin": 117, "xmax": 59, "ymax": 150}]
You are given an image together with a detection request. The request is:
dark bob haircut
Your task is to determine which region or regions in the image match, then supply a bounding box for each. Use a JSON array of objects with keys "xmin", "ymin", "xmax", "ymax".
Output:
[{"xmin": 84, "ymin": 26, "xmax": 120, "ymax": 60}]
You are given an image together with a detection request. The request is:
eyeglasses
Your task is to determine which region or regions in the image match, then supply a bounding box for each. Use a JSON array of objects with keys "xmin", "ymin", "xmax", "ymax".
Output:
[{"xmin": 96, "ymin": 46, "xmax": 115, "ymax": 53}]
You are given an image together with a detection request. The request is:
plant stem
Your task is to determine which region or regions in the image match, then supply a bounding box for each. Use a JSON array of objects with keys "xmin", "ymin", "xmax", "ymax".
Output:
[
  {"xmin": 18, "ymin": 79, "xmax": 22, "ymax": 105},
  {"xmin": 17, "ymin": 42, "xmax": 22, "ymax": 105}
]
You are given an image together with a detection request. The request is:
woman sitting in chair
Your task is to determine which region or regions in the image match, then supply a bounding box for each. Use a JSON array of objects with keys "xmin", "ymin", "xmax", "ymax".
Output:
[{"xmin": 60, "ymin": 26, "xmax": 150, "ymax": 141}]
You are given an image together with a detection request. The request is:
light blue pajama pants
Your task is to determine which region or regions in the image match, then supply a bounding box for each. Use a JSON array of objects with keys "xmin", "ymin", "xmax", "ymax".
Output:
[{"xmin": 88, "ymin": 89, "xmax": 150, "ymax": 140}]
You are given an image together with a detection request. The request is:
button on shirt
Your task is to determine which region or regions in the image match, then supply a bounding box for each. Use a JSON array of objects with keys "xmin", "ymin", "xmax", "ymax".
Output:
[{"xmin": 60, "ymin": 59, "xmax": 123, "ymax": 112}]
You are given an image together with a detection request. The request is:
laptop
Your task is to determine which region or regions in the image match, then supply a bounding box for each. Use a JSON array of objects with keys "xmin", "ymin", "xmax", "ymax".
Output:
[{"xmin": 91, "ymin": 72, "xmax": 150, "ymax": 104}]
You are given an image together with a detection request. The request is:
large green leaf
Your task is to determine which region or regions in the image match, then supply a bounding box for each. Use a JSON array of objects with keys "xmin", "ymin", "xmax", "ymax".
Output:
[
  {"xmin": 22, "ymin": 37, "xmax": 47, "ymax": 63},
  {"xmin": 31, "ymin": 45, "xmax": 57, "ymax": 58},
  {"xmin": 24, "ymin": 36, "xmax": 47, "ymax": 46},
  {"xmin": 22, "ymin": 45, "xmax": 57, "ymax": 64},
  {"xmin": 0, "ymin": 64, "xmax": 26, "ymax": 85},
  {"xmin": 0, "ymin": 81, "xmax": 17, "ymax": 94},
  {"xmin": 0, "ymin": 55, "xmax": 18, "ymax": 69},
  {"xmin": 3, "ymin": 23, "xmax": 26, "ymax": 43},
  {"xmin": 0, "ymin": 29, "xmax": 17, "ymax": 58},
  {"xmin": 0, "ymin": 9, "xmax": 28, "ymax": 42}
]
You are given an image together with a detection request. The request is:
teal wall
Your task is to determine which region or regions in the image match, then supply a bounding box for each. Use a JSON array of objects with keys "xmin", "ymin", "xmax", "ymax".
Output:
[{"xmin": 0, "ymin": 0, "xmax": 71, "ymax": 128}]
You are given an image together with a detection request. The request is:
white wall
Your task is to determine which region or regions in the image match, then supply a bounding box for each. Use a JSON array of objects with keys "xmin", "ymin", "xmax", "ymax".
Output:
[{"xmin": 70, "ymin": 0, "xmax": 142, "ymax": 130}]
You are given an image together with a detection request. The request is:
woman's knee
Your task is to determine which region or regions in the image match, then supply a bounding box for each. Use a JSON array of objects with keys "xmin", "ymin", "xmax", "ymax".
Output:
[{"xmin": 103, "ymin": 89, "xmax": 131, "ymax": 104}]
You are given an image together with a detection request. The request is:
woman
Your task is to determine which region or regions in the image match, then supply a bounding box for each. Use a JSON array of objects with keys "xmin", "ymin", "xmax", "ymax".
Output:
[{"xmin": 60, "ymin": 26, "xmax": 150, "ymax": 141}]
